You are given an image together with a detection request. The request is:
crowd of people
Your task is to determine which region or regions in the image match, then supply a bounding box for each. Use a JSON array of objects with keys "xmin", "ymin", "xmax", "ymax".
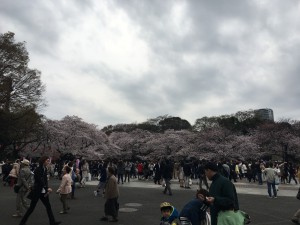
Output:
[{"xmin": 0, "ymin": 157, "xmax": 300, "ymax": 224}]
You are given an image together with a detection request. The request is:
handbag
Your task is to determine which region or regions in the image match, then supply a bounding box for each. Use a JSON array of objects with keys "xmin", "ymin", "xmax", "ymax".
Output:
[
  {"xmin": 14, "ymin": 184, "xmax": 21, "ymax": 193},
  {"xmin": 297, "ymin": 187, "xmax": 300, "ymax": 200}
]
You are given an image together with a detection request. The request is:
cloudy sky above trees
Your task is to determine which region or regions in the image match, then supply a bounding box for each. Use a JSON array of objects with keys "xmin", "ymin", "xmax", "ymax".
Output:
[{"xmin": 1, "ymin": 0, "xmax": 300, "ymax": 127}]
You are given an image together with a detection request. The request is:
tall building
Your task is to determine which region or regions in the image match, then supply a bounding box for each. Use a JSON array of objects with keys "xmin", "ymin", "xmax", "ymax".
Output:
[{"xmin": 255, "ymin": 108, "xmax": 274, "ymax": 122}]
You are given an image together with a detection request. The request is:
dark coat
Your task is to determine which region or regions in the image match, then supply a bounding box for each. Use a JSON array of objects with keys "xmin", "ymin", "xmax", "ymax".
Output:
[
  {"xmin": 209, "ymin": 173, "xmax": 239, "ymax": 225},
  {"xmin": 162, "ymin": 163, "xmax": 173, "ymax": 180},
  {"xmin": 179, "ymin": 199, "xmax": 208, "ymax": 225},
  {"xmin": 31, "ymin": 165, "xmax": 49, "ymax": 199}
]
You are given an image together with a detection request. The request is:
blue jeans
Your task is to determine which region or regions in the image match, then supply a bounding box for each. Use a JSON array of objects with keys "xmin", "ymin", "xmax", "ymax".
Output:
[{"xmin": 267, "ymin": 181, "xmax": 277, "ymax": 197}]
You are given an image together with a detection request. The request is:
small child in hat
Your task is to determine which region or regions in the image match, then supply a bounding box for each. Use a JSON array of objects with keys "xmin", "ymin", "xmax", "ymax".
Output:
[{"xmin": 160, "ymin": 202, "xmax": 180, "ymax": 225}]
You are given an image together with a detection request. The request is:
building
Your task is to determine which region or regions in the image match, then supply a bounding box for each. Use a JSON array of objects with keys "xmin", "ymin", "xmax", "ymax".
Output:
[{"xmin": 255, "ymin": 108, "xmax": 274, "ymax": 122}]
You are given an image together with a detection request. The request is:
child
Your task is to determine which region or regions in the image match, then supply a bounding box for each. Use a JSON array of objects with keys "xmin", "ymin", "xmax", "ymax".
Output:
[{"xmin": 160, "ymin": 202, "xmax": 180, "ymax": 225}]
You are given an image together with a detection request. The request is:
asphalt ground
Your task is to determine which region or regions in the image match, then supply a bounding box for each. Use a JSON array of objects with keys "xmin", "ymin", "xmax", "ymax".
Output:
[{"xmin": 0, "ymin": 178, "xmax": 299, "ymax": 225}]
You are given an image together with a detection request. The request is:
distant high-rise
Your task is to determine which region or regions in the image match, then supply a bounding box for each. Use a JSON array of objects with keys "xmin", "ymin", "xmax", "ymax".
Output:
[{"xmin": 255, "ymin": 108, "xmax": 274, "ymax": 122}]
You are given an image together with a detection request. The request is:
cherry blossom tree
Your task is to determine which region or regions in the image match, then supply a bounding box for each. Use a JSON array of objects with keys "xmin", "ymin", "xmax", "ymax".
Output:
[{"xmin": 20, "ymin": 116, "xmax": 119, "ymax": 159}]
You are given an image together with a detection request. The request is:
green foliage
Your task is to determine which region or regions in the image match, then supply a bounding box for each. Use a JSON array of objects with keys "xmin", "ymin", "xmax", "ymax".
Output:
[
  {"xmin": 0, "ymin": 31, "xmax": 45, "ymax": 158},
  {"xmin": 0, "ymin": 107, "xmax": 43, "ymax": 159},
  {"xmin": 158, "ymin": 117, "xmax": 192, "ymax": 131},
  {"xmin": 102, "ymin": 116, "xmax": 191, "ymax": 134}
]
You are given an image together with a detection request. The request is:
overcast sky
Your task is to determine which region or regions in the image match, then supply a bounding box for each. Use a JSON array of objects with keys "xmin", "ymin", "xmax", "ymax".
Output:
[{"xmin": 1, "ymin": 0, "xmax": 300, "ymax": 128}]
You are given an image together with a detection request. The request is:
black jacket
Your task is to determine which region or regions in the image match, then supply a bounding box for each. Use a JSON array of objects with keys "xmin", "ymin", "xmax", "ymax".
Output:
[{"xmin": 31, "ymin": 165, "xmax": 48, "ymax": 199}]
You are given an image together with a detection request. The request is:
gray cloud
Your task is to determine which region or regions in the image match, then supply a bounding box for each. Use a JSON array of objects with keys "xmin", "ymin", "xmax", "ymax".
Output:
[{"xmin": 1, "ymin": 0, "xmax": 300, "ymax": 126}]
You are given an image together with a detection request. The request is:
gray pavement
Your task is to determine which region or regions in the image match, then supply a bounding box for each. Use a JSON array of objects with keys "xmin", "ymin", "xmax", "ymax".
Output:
[
  {"xmin": 87, "ymin": 178, "xmax": 299, "ymax": 197},
  {"xmin": 0, "ymin": 178, "xmax": 299, "ymax": 225}
]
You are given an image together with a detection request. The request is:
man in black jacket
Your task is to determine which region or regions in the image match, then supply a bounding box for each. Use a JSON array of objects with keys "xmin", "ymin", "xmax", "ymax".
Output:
[
  {"xmin": 200, "ymin": 161, "xmax": 239, "ymax": 225},
  {"xmin": 162, "ymin": 159, "xmax": 173, "ymax": 196},
  {"xmin": 19, "ymin": 156, "xmax": 61, "ymax": 225}
]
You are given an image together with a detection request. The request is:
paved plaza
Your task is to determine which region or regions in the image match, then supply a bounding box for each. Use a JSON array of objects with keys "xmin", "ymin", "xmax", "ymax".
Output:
[{"xmin": 0, "ymin": 178, "xmax": 299, "ymax": 225}]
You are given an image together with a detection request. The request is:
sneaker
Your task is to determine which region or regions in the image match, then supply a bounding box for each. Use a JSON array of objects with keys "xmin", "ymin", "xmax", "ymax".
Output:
[
  {"xmin": 94, "ymin": 191, "xmax": 98, "ymax": 197},
  {"xmin": 59, "ymin": 211, "xmax": 67, "ymax": 214},
  {"xmin": 12, "ymin": 213, "xmax": 22, "ymax": 217},
  {"xmin": 274, "ymin": 196, "xmax": 278, "ymax": 199}
]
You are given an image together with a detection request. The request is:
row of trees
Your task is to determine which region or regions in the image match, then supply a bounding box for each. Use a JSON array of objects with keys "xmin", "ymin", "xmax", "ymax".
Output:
[
  {"xmin": 1, "ymin": 31, "xmax": 300, "ymax": 162},
  {"xmin": 15, "ymin": 114, "xmax": 300, "ymax": 162}
]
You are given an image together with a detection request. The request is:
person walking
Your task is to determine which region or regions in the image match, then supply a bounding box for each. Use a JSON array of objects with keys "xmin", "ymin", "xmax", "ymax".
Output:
[
  {"xmin": 197, "ymin": 161, "xmax": 209, "ymax": 190},
  {"xmin": 200, "ymin": 161, "xmax": 239, "ymax": 225},
  {"xmin": 19, "ymin": 156, "xmax": 61, "ymax": 225},
  {"xmin": 100, "ymin": 167, "xmax": 119, "ymax": 222},
  {"xmin": 67, "ymin": 161, "xmax": 76, "ymax": 199},
  {"xmin": 12, "ymin": 159, "xmax": 32, "ymax": 218},
  {"xmin": 56, "ymin": 166, "xmax": 72, "ymax": 214},
  {"xmin": 94, "ymin": 162, "xmax": 107, "ymax": 197},
  {"xmin": 162, "ymin": 159, "xmax": 173, "ymax": 196}
]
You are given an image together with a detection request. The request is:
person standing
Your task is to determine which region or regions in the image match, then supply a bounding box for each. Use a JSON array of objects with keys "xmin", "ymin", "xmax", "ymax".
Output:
[
  {"xmin": 100, "ymin": 167, "xmax": 119, "ymax": 222},
  {"xmin": 124, "ymin": 161, "xmax": 131, "ymax": 182},
  {"xmin": 183, "ymin": 160, "xmax": 192, "ymax": 189},
  {"xmin": 117, "ymin": 160, "xmax": 125, "ymax": 184},
  {"xmin": 56, "ymin": 166, "xmax": 72, "ymax": 214},
  {"xmin": 80, "ymin": 160, "xmax": 89, "ymax": 187},
  {"xmin": 2, "ymin": 160, "xmax": 12, "ymax": 186},
  {"xmin": 137, "ymin": 162, "xmax": 143, "ymax": 180},
  {"xmin": 201, "ymin": 162, "xmax": 239, "ymax": 225},
  {"xmin": 9, "ymin": 160, "xmax": 20, "ymax": 187},
  {"xmin": 19, "ymin": 156, "xmax": 61, "ymax": 225},
  {"xmin": 67, "ymin": 161, "xmax": 76, "ymax": 199},
  {"xmin": 261, "ymin": 162, "xmax": 277, "ymax": 198},
  {"xmin": 13, "ymin": 159, "xmax": 32, "ymax": 217},
  {"xmin": 153, "ymin": 161, "xmax": 162, "ymax": 185}
]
